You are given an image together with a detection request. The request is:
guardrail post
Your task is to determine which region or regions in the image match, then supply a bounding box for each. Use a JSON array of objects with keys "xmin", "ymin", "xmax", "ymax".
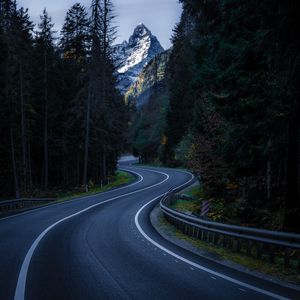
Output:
[
  {"xmin": 257, "ymin": 243, "xmax": 262, "ymax": 259},
  {"xmin": 207, "ymin": 232, "xmax": 210, "ymax": 243},
  {"xmin": 228, "ymin": 238, "xmax": 233, "ymax": 250},
  {"xmin": 237, "ymin": 239, "xmax": 242, "ymax": 253},
  {"xmin": 268, "ymin": 245, "xmax": 275, "ymax": 263},
  {"xmin": 160, "ymin": 195, "xmax": 300, "ymax": 272},
  {"xmin": 284, "ymin": 248, "xmax": 291, "ymax": 267},
  {"xmin": 246, "ymin": 241, "xmax": 253, "ymax": 256},
  {"xmin": 192, "ymin": 226, "xmax": 195, "ymax": 237},
  {"xmin": 213, "ymin": 233, "xmax": 218, "ymax": 245}
]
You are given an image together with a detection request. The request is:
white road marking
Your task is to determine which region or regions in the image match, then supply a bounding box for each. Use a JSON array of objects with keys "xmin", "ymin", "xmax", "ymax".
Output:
[
  {"xmin": 134, "ymin": 172, "xmax": 291, "ymax": 300},
  {"xmin": 1, "ymin": 168, "xmax": 143, "ymax": 222},
  {"xmin": 14, "ymin": 168, "xmax": 170, "ymax": 300},
  {"xmin": 211, "ymin": 276, "xmax": 217, "ymax": 280}
]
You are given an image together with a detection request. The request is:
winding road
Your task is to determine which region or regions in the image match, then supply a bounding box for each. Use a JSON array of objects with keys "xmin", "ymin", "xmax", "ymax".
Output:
[{"xmin": 0, "ymin": 157, "xmax": 299, "ymax": 300}]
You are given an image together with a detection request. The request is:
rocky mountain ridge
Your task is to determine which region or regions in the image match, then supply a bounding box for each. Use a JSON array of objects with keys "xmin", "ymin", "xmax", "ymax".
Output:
[
  {"xmin": 114, "ymin": 23, "xmax": 164, "ymax": 94},
  {"xmin": 125, "ymin": 50, "xmax": 171, "ymax": 109}
]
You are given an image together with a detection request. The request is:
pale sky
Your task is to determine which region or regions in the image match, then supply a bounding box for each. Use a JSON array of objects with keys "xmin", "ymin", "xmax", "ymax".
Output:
[{"xmin": 18, "ymin": 0, "xmax": 182, "ymax": 49}]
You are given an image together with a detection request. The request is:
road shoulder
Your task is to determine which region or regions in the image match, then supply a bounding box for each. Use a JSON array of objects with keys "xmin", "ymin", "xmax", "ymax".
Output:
[{"xmin": 150, "ymin": 203, "xmax": 300, "ymax": 292}]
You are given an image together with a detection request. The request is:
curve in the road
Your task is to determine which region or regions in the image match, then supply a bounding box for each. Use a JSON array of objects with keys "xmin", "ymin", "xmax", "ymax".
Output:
[
  {"xmin": 1, "ymin": 170, "xmax": 144, "ymax": 223},
  {"xmin": 0, "ymin": 164, "xmax": 297, "ymax": 300},
  {"xmin": 135, "ymin": 196, "xmax": 288, "ymax": 300},
  {"xmin": 14, "ymin": 168, "xmax": 169, "ymax": 300}
]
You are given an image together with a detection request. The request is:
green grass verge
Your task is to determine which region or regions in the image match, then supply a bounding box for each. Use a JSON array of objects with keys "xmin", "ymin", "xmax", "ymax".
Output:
[
  {"xmin": 172, "ymin": 186, "xmax": 202, "ymax": 215},
  {"xmin": 0, "ymin": 171, "xmax": 135, "ymax": 215},
  {"xmin": 56, "ymin": 171, "xmax": 135, "ymax": 202},
  {"xmin": 157, "ymin": 212, "xmax": 300, "ymax": 285},
  {"xmin": 173, "ymin": 185, "xmax": 242, "ymax": 224}
]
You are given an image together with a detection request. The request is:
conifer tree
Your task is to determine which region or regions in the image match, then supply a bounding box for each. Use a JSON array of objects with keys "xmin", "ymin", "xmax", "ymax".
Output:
[
  {"xmin": 35, "ymin": 9, "xmax": 55, "ymax": 192},
  {"xmin": 60, "ymin": 3, "xmax": 89, "ymax": 61},
  {"xmin": 0, "ymin": 0, "xmax": 127, "ymax": 200}
]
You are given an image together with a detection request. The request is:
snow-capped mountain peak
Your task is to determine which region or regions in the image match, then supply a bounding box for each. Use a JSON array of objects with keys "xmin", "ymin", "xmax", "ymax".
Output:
[{"xmin": 114, "ymin": 24, "xmax": 164, "ymax": 93}]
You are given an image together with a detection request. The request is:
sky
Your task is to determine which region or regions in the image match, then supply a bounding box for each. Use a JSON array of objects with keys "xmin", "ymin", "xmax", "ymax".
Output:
[{"xmin": 18, "ymin": 0, "xmax": 182, "ymax": 49}]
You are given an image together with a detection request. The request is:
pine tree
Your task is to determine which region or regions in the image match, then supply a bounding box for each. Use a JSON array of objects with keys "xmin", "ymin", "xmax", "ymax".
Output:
[
  {"xmin": 60, "ymin": 3, "xmax": 89, "ymax": 61},
  {"xmin": 81, "ymin": 0, "xmax": 126, "ymax": 191},
  {"xmin": 0, "ymin": 0, "xmax": 127, "ymax": 200},
  {"xmin": 35, "ymin": 9, "xmax": 55, "ymax": 192}
]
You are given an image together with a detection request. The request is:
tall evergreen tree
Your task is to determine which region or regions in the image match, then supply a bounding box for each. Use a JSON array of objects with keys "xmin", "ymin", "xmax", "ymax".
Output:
[
  {"xmin": 162, "ymin": 0, "xmax": 300, "ymax": 231},
  {"xmin": 60, "ymin": 3, "xmax": 89, "ymax": 61},
  {"xmin": 0, "ymin": 0, "xmax": 127, "ymax": 200},
  {"xmin": 35, "ymin": 9, "xmax": 55, "ymax": 192}
]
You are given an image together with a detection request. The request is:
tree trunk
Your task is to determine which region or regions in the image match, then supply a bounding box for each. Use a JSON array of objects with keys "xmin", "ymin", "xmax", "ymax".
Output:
[
  {"xmin": 284, "ymin": 97, "xmax": 300, "ymax": 231},
  {"xmin": 83, "ymin": 83, "xmax": 92, "ymax": 192},
  {"xmin": 63, "ymin": 138, "xmax": 68, "ymax": 186},
  {"xmin": 43, "ymin": 48, "xmax": 49, "ymax": 192},
  {"xmin": 102, "ymin": 149, "xmax": 107, "ymax": 184},
  {"xmin": 19, "ymin": 59, "xmax": 27, "ymax": 192},
  {"xmin": 28, "ymin": 142, "xmax": 33, "ymax": 190},
  {"xmin": 10, "ymin": 128, "xmax": 20, "ymax": 199},
  {"xmin": 266, "ymin": 139, "xmax": 272, "ymax": 208}
]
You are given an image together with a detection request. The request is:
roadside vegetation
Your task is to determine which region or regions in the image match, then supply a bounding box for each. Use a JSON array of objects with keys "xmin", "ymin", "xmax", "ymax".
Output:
[
  {"xmin": 172, "ymin": 185, "xmax": 284, "ymax": 230},
  {"xmin": 0, "ymin": 171, "xmax": 135, "ymax": 215},
  {"xmin": 131, "ymin": 1, "xmax": 300, "ymax": 233},
  {"xmin": 55, "ymin": 171, "xmax": 135, "ymax": 201},
  {"xmin": 0, "ymin": 0, "xmax": 128, "ymax": 201},
  {"xmin": 156, "ymin": 209, "xmax": 300, "ymax": 285}
]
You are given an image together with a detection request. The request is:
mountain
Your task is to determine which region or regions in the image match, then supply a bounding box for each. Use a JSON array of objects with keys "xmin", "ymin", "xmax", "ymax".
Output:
[
  {"xmin": 125, "ymin": 50, "xmax": 171, "ymax": 110},
  {"xmin": 114, "ymin": 23, "xmax": 164, "ymax": 93}
]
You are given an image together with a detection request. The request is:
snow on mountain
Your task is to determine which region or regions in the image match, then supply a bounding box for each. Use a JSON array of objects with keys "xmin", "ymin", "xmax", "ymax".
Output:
[{"xmin": 114, "ymin": 23, "xmax": 164, "ymax": 94}]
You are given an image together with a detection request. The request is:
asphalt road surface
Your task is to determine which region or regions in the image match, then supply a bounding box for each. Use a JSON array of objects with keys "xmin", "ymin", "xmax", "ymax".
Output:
[{"xmin": 0, "ymin": 158, "xmax": 299, "ymax": 300}]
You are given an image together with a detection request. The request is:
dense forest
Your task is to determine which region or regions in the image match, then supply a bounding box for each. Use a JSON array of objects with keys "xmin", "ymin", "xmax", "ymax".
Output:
[
  {"xmin": 132, "ymin": 0, "xmax": 300, "ymax": 232},
  {"xmin": 1, "ymin": 0, "xmax": 300, "ymax": 232},
  {"xmin": 0, "ymin": 0, "xmax": 128, "ymax": 199}
]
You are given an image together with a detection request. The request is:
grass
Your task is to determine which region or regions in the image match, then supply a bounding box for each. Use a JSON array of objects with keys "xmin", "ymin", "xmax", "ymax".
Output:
[
  {"xmin": 172, "ymin": 185, "xmax": 243, "ymax": 224},
  {"xmin": 172, "ymin": 199, "xmax": 200, "ymax": 214},
  {"xmin": 134, "ymin": 161, "xmax": 189, "ymax": 172},
  {"xmin": 0, "ymin": 171, "xmax": 135, "ymax": 215},
  {"xmin": 171, "ymin": 185, "xmax": 202, "ymax": 215},
  {"xmin": 57, "ymin": 171, "xmax": 135, "ymax": 202},
  {"xmin": 157, "ymin": 211, "xmax": 300, "ymax": 285}
]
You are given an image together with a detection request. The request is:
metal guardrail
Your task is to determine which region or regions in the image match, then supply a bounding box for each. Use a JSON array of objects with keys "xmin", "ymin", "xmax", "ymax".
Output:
[
  {"xmin": 0, "ymin": 198, "xmax": 57, "ymax": 212},
  {"xmin": 160, "ymin": 190, "xmax": 300, "ymax": 269}
]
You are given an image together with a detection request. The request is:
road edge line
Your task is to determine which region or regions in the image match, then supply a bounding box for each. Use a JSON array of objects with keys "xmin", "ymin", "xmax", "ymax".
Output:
[
  {"xmin": 134, "ymin": 171, "xmax": 290, "ymax": 300},
  {"xmin": 14, "ymin": 168, "xmax": 169, "ymax": 300}
]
